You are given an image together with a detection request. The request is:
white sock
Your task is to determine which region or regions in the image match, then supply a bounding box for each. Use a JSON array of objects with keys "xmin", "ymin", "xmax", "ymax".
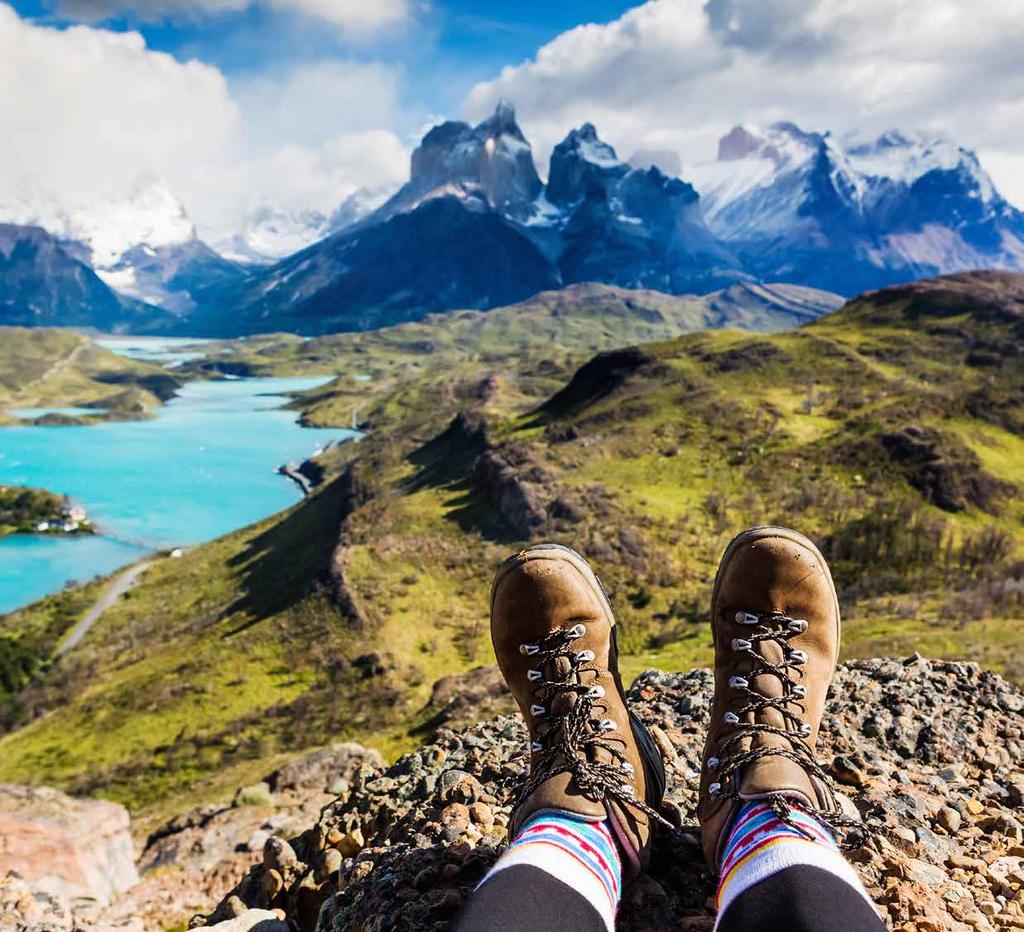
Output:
[
  {"xmin": 479, "ymin": 810, "xmax": 622, "ymax": 932},
  {"xmin": 714, "ymin": 800, "xmax": 876, "ymax": 928}
]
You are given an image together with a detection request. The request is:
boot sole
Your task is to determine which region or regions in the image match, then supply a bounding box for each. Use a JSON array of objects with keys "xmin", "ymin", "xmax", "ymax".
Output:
[
  {"xmin": 710, "ymin": 525, "xmax": 841, "ymax": 663},
  {"xmin": 491, "ymin": 543, "xmax": 668, "ymax": 806}
]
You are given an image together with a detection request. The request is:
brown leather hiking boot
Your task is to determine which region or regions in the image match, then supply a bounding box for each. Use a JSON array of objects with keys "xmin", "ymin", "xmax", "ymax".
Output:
[
  {"xmin": 698, "ymin": 525, "xmax": 857, "ymax": 871},
  {"xmin": 491, "ymin": 544, "xmax": 668, "ymax": 878}
]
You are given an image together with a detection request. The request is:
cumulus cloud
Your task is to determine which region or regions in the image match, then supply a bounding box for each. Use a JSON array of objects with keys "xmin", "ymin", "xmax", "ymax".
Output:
[
  {"xmin": 0, "ymin": 3, "xmax": 240, "ymax": 207},
  {"xmin": 465, "ymin": 0, "xmax": 1024, "ymax": 205},
  {"xmin": 0, "ymin": 4, "xmax": 409, "ymax": 245},
  {"xmin": 52, "ymin": 0, "xmax": 409, "ymax": 33},
  {"xmin": 234, "ymin": 60, "xmax": 405, "ymax": 150}
]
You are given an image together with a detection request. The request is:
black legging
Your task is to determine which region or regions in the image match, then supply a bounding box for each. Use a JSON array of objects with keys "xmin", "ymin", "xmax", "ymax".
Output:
[{"xmin": 452, "ymin": 863, "xmax": 885, "ymax": 931}]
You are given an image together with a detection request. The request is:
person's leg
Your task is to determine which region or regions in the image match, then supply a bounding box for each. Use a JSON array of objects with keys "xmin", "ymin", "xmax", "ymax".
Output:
[
  {"xmin": 712, "ymin": 801, "xmax": 883, "ymax": 931},
  {"xmin": 453, "ymin": 811, "xmax": 620, "ymax": 932},
  {"xmin": 716, "ymin": 864, "xmax": 883, "ymax": 932},
  {"xmin": 697, "ymin": 526, "xmax": 884, "ymax": 931},
  {"xmin": 454, "ymin": 544, "xmax": 670, "ymax": 931}
]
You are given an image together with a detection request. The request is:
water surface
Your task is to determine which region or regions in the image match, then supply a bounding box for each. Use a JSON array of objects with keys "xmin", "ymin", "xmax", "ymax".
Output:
[{"xmin": 0, "ymin": 376, "xmax": 354, "ymax": 614}]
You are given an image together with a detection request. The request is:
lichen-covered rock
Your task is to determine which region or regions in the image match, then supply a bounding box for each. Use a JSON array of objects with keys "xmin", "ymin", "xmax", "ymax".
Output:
[{"xmin": 201, "ymin": 658, "xmax": 1024, "ymax": 931}]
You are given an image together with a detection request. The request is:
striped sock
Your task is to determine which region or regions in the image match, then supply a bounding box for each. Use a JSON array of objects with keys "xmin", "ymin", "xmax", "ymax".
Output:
[
  {"xmin": 715, "ymin": 800, "xmax": 874, "ymax": 928},
  {"xmin": 480, "ymin": 811, "xmax": 622, "ymax": 931}
]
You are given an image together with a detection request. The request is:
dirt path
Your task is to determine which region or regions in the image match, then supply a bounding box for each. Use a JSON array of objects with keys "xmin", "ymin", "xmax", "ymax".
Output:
[
  {"xmin": 57, "ymin": 558, "xmax": 155, "ymax": 657},
  {"xmin": 22, "ymin": 337, "xmax": 89, "ymax": 395}
]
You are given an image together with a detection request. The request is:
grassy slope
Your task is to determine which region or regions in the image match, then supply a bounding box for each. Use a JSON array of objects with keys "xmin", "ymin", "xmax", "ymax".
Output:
[
  {"xmin": 1, "ymin": 271, "xmax": 1021, "ymax": 828},
  {"xmin": 176, "ymin": 282, "xmax": 840, "ymax": 385},
  {"xmin": 0, "ymin": 327, "xmax": 178, "ymax": 424}
]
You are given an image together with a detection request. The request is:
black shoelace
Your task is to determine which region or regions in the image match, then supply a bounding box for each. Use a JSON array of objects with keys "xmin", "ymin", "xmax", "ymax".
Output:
[
  {"xmin": 511, "ymin": 624, "xmax": 670, "ymax": 829},
  {"xmin": 708, "ymin": 610, "xmax": 868, "ymax": 850}
]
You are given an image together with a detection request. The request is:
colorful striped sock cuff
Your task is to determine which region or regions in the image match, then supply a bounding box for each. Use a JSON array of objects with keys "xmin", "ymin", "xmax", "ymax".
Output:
[
  {"xmin": 715, "ymin": 800, "xmax": 874, "ymax": 927},
  {"xmin": 479, "ymin": 810, "xmax": 622, "ymax": 932}
]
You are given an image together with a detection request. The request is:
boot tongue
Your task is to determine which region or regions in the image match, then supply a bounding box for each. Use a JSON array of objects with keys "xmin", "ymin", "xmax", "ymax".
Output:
[{"xmin": 739, "ymin": 634, "xmax": 816, "ymax": 807}]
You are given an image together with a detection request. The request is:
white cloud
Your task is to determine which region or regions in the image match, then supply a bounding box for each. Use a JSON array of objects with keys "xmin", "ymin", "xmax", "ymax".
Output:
[
  {"xmin": 53, "ymin": 0, "xmax": 409, "ymax": 33},
  {"xmin": 0, "ymin": 4, "xmax": 409, "ymax": 248},
  {"xmin": 266, "ymin": 0, "xmax": 408, "ymax": 33},
  {"xmin": 464, "ymin": 0, "xmax": 1024, "ymax": 206},
  {"xmin": 233, "ymin": 60, "xmax": 404, "ymax": 150},
  {"xmin": 0, "ymin": 3, "xmax": 239, "ymax": 206}
]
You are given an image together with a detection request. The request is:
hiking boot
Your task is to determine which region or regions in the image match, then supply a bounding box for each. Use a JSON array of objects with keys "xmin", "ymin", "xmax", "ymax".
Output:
[
  {"xmin": 698, "ymin": 525, "xmax": 854, "ymax": 871},
  {"xmin": 491, "ymin": 544, "xmax": 668, "ymax": 878}
]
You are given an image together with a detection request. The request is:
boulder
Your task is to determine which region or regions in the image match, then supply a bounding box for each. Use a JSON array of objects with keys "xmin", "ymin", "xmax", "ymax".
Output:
[
  {"xmin": 205, "ymin": 908, "xmax": 289, "ymax": 931},
  {"xmin": 267, "ymin": 742, "xmax": 384, "ymax": 795},
  {"xmin": 0, "ymin": 784, "xmax": 137, "ymax": 906}
]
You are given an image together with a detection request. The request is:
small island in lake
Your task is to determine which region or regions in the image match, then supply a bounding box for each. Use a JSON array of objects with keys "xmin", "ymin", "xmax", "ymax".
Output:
[{"xmin": 0, "ymin": 485, "xmax": 93, "ymax": 538}]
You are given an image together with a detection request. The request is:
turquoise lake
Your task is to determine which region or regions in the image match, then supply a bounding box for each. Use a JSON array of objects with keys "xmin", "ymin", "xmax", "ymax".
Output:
[{"xmin": 0, "ymin": 375, "xmax": 356, "ymax": 614}]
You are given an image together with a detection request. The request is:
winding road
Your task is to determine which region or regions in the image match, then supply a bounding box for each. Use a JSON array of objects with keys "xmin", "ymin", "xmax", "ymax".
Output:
[{"xmin": 56, "ymin": 558, "xmax": 154, "ymax": 657}]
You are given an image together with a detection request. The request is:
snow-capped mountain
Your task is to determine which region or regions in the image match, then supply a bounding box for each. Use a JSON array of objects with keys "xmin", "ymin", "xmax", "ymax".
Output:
[
  {"xmin": 372, "ymin": 100, "xmax": 544, "ymax": 225},
  {"xmin": 218, "ymin": 187, "xmax": 395, "ymax": 264},
  {"xmin": 0, "ymin": 180, "xmax": 194, "ymax": 268},
  {"xmin": 0, "ymin": 180, "xmax": 249, "ymax": 315},
  {"xmin": 0, "ymin": 223, "xmax": 169, "ymax": 330},
  {"xmin": 192, "ymin": 105, "xmax": 744, "ymax": 335},
  {"xmin": 689, "ymin": 123, "xmax": 1024, "ymax": 294}
]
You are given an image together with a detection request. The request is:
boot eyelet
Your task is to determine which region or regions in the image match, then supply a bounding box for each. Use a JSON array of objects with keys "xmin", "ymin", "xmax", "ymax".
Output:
[
  {"xmin": 724, "ymin": 712, "xmax": 740, "ymax": 725},
  {"xmin": 597, "ymin": 719, "xmax": 616, "ymax": 732},
  {"xmin": 735, "ymin": 611, "xmax": 759, "ymax": 625},
  {"xmin": 707, "ymin": 757, "xmax": 720, "ymax": 769},
  {"xmin": 530, "ymin": 704, "xmax": 546, "ymax": 717},
  {"xmin": 788, "ymin": 619, "xmax": 808, "ymax": 634},
  {"xmin": 620, "ymin": 784, "xmax": 635, "ymax": 796},
  {"xmin": 520, "ymin": 644, "xmax": 540, "ymax": 656},
  {"xmin": 798, "ymin": 722, "xmax": 812, "ymax": 737},
  {"xmin": 728, "ymin": 675, "xmax": 748, "ymax": 689},
  {"xmin": 568, "ymin": 623, "xmax": 587, "ymax": 639},
  {"xmin": 792, "ymin": 684, "xmax": 807, "ymax": 699},
  {"xmin": 585, "ymin": 685, "xmax": 605, "ymax": 699},
  {"xmin": 531, "ymin": 741, "xmax": 544, "ymax": 753},
  {"xmin": 621, "ymin": 762, "xmax": 635, "ymax": 776},
  {"xmin": 527, "ymin": 669, "xmax": 542, "ymax": 682},
  {"xmin": 575, "ymin": 649, "xmax": 596, "ymax": 663},
  {"xmin": 790, "ymin": 649, "xmax": 808, "ymax": 664},
  {"xmin": 709, "ymin": 781, "xmax": 722, "ymax": 795},
  {"xmin": 731, "ymin": 638, "xmax": 752, "ymax": 651}
]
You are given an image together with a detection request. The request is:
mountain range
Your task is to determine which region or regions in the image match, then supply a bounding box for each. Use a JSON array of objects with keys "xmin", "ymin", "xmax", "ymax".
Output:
[{"xmin": 2, "ymin": 105, "xmax": 1023, "ymax": 334}]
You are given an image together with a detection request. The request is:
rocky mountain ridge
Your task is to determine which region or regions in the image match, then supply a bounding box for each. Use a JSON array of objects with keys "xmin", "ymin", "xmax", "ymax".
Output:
[
  {"xmin": 4, "ymin": 107, "xmax": 1023, "ymax": 334},
  {"xmin": 690, "ymin": 122, "xmax": 1024, "ymax": 295}
]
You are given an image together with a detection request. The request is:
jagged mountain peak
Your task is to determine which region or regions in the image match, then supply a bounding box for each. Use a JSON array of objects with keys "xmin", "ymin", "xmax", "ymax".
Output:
[
  {"xmin": 377, "ymin": 102, "xmax": 542, "ymax": 223},
  {"xmin": 546, "ymin": 122, "xmax": 628, "ymax": 207},
  {"xmin": 717, "ymin": 121, "xmax": 824, "ymax": 166}
]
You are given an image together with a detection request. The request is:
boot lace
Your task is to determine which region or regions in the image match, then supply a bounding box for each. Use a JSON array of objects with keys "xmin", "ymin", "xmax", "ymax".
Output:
[
  {"xmin": 512, "ymin": 624, "xmax": 670, "ymax": 829},
  {"xmin": 707, "ymin": 610, "xmax": 867, "ymax": 849}
]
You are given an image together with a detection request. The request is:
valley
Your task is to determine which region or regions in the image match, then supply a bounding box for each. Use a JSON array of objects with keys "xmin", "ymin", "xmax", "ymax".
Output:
[{"xmin": 1, "ymin": 270, "xmax": 1021, "ymax": 842}]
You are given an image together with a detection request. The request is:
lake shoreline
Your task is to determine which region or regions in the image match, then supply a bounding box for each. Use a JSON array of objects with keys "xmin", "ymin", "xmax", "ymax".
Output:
[{"xmin": 0, "ymin": 374, "xmax": 357, "ymax": 614}]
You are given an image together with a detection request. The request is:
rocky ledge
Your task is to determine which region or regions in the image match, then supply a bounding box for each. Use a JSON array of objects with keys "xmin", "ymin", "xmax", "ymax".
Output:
[{"xmin": 200, "ymin": 658, "xmax": 1024, "ymax": 932}]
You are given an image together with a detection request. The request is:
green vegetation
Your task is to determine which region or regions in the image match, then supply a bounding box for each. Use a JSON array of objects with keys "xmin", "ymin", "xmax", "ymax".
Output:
[
  {"xmin": 1, "ymin": 271, "xmax": 1022, "ymax": 831},
  {"xmin": 0, "ymin": 327, "xmax": 181, "ymax": 425},
  {"xmin": 0, "ymin": 485, "xmax": 92, "ymax": 537}
]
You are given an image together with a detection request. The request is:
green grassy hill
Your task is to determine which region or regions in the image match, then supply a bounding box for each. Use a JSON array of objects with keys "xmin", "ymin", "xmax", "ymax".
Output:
[
  {"xmin": 0, "ymin": 270, "xmax": 1020, "ymax": 830},
  {"xmin": 0, "ymin": 327, "xmax": 180, "ymax": 424},
  {"xmin": 177, "ymin": 281, "xmax": 842, "ymax": 383}
]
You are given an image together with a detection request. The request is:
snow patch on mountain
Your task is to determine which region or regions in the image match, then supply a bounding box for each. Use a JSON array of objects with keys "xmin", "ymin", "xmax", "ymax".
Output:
[{"xmin": 0, "ymin": 180, "xmax": 195, "ymax": 268}]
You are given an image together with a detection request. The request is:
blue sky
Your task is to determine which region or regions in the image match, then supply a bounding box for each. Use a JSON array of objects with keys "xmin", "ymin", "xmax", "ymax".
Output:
[
  {"xmin": 8, "ymin": 0, "xmax": 639, "ymax": 117},
  {"xmin": 3, "ymin": 0, "xmax": 1024, "ymax": 245}
]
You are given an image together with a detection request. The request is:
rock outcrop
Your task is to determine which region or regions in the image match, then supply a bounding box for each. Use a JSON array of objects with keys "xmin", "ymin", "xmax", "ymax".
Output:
[
  {"xmin": 0, "ymin": 783, "xmax": 137, "ymax": 906},
  {"xmin": 200, "ymin": 658, "xmax": 1024, "ymax": 931}
]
